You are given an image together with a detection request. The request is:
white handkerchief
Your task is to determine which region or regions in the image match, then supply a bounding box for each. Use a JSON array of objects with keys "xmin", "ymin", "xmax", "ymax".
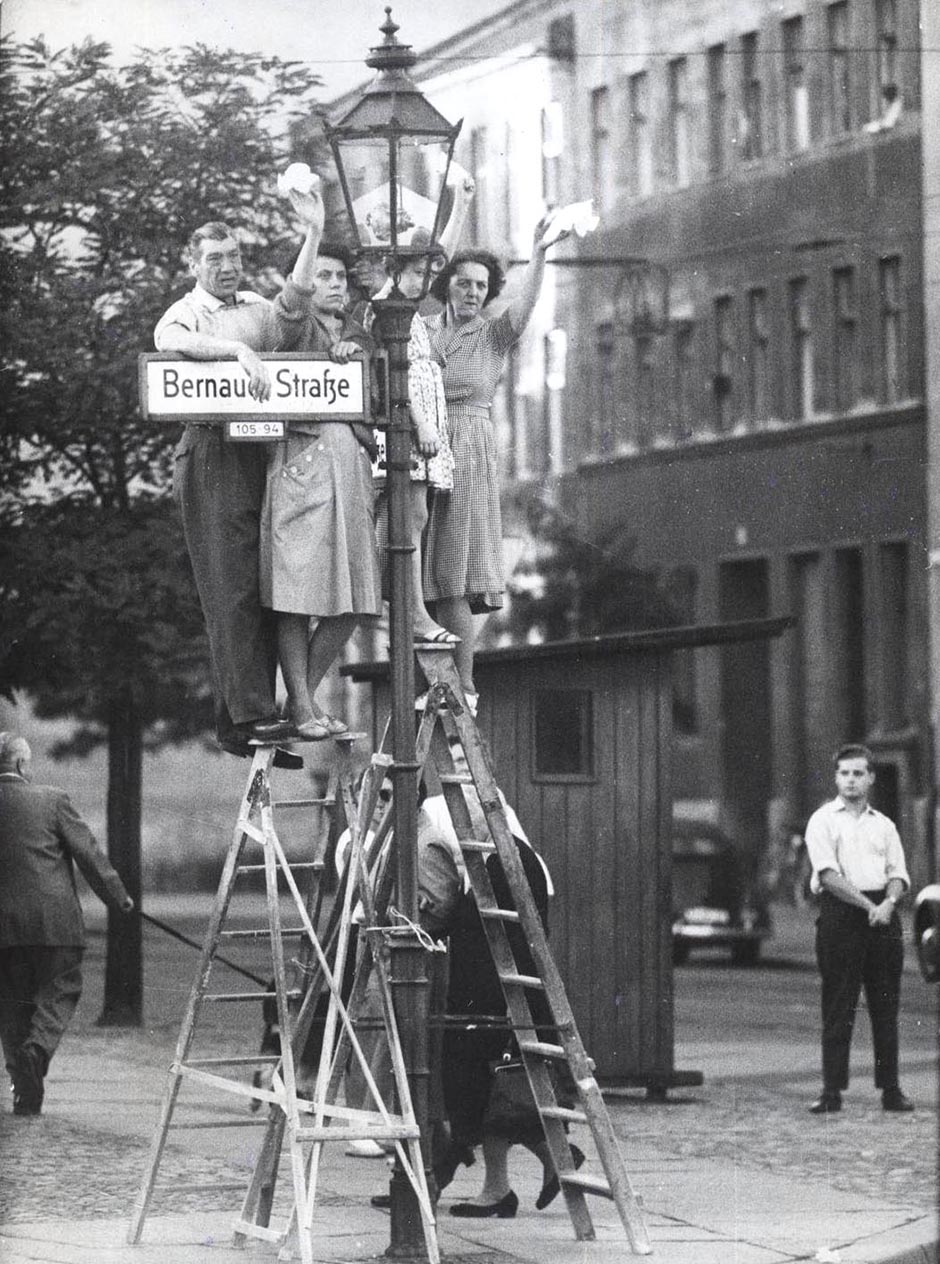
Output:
[
  {"xmin": 543, "ymin": 199, "xmax": 600, "ymax": 246},
  {"xmin": 277, "ymin": 163, "xmax": 319, "ymax": 196}
]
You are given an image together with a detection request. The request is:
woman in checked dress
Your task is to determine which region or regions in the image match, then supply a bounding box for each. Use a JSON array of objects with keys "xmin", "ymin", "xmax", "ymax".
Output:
[{"xmin": 423, "ymin": 215, "xmax": 569, "ymax": 712}]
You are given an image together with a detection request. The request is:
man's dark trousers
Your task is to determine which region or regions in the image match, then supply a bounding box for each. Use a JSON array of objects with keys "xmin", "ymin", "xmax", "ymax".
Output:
[
  {"xmin": 815, "ymin": 891, "xmax": 904, "ymax": 1093},
  {"xmin": 173, "ymin": 424, "xmax": 278, "ymax": 739},
  {"xmin": 0, "ymin": 946, "xmax": 83, "ymax": 1079}
]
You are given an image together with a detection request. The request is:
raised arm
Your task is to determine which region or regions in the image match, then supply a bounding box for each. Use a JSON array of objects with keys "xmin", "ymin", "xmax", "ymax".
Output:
[
  {"xmin": 285, "ymin": 182, "xmax": 325, "ymax": 290},
  {"xmin": 438, "ymin": 171, "xmax": 476, "ymax": 261},
  {"xmin": 505, "ymin": 214, "xmax": 569, "ymax": 337}
]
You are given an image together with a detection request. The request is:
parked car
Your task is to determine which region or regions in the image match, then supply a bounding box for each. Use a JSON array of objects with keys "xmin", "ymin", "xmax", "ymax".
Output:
[{"xmin": 672, "ymin": 820, "xmax": 771, "ymax": 966}]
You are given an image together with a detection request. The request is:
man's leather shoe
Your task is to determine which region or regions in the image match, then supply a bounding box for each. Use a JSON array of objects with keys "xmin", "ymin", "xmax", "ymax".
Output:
[
  {"xmin": 238, "ymin": 718, "xmax": 296, "ymax": 745},
  {"xmin": 809, "ymin": 1092, "xmax": 842, "ymax": 1114},
  {"xmin": 882, "ymin": 1088, "xmax": 914, "ymax": 1112}
]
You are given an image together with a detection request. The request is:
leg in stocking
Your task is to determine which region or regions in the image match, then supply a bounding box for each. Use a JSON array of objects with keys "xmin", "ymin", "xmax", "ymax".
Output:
[
  {"xmin": 434, "ymin": 596, "xmax": 475, "ymax": 693},
  {"xmin": 278, "ymin": 613, "xmax": 315, "ymax": 725}
]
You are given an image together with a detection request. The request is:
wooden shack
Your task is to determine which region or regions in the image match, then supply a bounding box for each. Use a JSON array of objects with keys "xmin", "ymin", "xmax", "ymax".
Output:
[{"xmin": 346, "ymin": 615, "xmax": 790, "ymax": 1093}]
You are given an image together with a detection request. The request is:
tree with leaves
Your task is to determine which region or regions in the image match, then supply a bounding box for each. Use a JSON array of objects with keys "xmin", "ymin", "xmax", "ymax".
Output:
[{"xmin": 0, "ymin": 37, "xmax": 325, "ymax": 1023}]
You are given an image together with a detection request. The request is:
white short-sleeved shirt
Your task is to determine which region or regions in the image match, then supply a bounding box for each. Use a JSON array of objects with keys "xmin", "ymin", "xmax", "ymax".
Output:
[
  {"xmin": 154, "ymin": 281, "xmax": 308, "ymax": 352},
  {"xmin": 804, "ymin": 797, "xmax": 910, "ymax": 895}
]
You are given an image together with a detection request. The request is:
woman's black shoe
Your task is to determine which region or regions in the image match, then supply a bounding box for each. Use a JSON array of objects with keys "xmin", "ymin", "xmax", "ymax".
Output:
[
  {"xmin": 433, "ymin": 1141, "xmax": 475, "ymax": 1193},
  {"xmin": 536, "ymin": 1144, "xmax": 585, "ymax": 1210},
  {"xmin": 450, "ymin": 1190, "xmax": 518, "ymax": 1219}
]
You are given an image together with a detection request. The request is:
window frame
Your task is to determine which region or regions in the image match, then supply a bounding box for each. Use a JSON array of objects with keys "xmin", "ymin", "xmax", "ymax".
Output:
[
  {"xmin": 531, "ymin": 687, "xmax": 597, "ymax": 784},
  {"xmin": 782, "ymin": 15, "xmax": 811, "ymax": 152}
]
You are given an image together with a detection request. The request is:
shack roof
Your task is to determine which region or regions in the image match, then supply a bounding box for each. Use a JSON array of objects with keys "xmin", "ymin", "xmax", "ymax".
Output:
[{"xmin": 343, "ymin": 615, "xmax": 793, "ymax": 682}]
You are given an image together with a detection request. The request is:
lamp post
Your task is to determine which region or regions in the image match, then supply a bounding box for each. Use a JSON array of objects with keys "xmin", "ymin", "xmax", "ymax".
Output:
[{"xmin": 325, "ymin": 9, "xmax": 461, "ymax": 1257}]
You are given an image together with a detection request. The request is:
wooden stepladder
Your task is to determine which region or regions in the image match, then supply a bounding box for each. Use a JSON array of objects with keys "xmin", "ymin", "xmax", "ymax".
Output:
[
  {"xmin": 413, "ymin": 646, "xmax": 652, "ymax": 1255},
  {"xmin": 128, "ymin": 736, "xmax": 439, "ymax": 1264}
]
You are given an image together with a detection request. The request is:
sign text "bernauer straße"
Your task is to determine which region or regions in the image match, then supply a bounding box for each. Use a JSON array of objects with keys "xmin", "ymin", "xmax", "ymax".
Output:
[{"xmin": 139, "ymin": 354, "xmax": 369, "ymax": 421}]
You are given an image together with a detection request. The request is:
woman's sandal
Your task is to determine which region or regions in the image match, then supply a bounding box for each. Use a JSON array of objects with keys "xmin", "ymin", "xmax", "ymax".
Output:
[
  {"xmin": 414, "ymin": 627, "xmax": 461, "ymax": 645},
  {"xmin": 292, "ymin": 718, "xmax": 333, "ymax": 742}
]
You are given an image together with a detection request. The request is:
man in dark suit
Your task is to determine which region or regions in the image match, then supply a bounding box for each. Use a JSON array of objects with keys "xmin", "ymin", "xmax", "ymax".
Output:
[{"xmin": 0, "ymin": 731, "xmax": 133, "ymax": 1115}]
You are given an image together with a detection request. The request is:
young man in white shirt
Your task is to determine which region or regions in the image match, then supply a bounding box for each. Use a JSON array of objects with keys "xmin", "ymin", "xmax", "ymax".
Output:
[{"xmin": 804, "ymin": 744, "xmax": 913, "ymax": 1114}]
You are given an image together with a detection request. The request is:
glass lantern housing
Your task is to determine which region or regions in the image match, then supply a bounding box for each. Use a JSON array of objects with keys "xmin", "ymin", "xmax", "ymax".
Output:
[{"xmin": 325, "ymin": 9, "xmax": 462, "ymax": 292}]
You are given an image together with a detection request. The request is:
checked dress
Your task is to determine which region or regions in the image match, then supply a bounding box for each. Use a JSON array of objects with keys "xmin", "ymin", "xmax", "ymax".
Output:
[{"xmin": 422, "ymin": 307, "xmax": 518, "ymax": 613}]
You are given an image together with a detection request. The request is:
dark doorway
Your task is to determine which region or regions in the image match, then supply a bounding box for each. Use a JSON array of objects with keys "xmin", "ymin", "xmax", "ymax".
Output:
[{"xmin": 719, "ymin": 559, "xmax": 773, "ymax": 879}]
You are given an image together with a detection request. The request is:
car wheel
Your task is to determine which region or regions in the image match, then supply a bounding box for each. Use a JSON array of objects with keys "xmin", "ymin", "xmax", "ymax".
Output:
[
  {"xmin": 672, "ymin": 940, "xmax": 690, "ymax": 966},
  {"xmin": 731, "ymin": 940, "xmax": 760, "ymax": 967}
]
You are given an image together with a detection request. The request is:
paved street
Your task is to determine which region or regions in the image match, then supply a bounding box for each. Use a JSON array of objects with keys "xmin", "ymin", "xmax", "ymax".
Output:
[{"xmin": 0, "ymin": 896, "xmax": 936, "ymax": 1263}]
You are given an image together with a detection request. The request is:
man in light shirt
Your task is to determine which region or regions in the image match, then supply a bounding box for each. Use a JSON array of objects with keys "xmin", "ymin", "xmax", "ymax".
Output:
[{"xmin": 804, "ymin": 744, "xmax": 913, "ymax": 1114}]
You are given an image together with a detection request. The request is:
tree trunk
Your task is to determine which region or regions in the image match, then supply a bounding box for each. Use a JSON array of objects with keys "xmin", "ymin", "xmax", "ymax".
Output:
[{"xmin": 97, "ymin": 684, "xmax": 143, "ymax": 1026}]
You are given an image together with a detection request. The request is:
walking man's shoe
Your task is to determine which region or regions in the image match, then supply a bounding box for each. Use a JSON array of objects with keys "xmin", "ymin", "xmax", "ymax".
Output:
[
  {"xmin": 882, "ymin": 1087, "xmax": 914, "ymax": 1112},
  {"xmin": 12, "ymin": 1044, "xmax": 46, "ymax": 1116},
  {"xmin": 809, "ymin": 1091, "xmax": 842, "ymax": 1114}
]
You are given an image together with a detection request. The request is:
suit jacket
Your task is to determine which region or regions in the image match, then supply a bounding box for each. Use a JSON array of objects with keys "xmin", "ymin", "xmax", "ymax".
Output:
[{"xmin": 0, "ymin": 775, "xmax": 130, "ymax": 947}]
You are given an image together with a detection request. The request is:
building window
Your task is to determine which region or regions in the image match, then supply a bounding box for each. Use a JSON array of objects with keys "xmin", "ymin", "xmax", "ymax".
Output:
[
  {"xmin": 541, "ymin": 103, "xmax": 563, "ymax": 206},
  {"xmin": 533, "ymin": 688, "xmax": 594, "ymax": 779},
  {"xmin": 879, "ymin": 255, "xmax": 902, "ymax": 403},
  {"xmin": 833, "ymin": 547, "xmax": 866, "ymax": 740},
  {"xmin": 595, "ymin": 320, "xmax": 616, "ymax": 456},
  {"xmin": 714, "ymin": 296, "xmax": 735, "ymax": 431},
  {"xmin": 878, "ymin": 541, "xmax": 908, "ymax": 729},
  {"xmin": 827, "ymin": 2, "xmax": 852, "ymax": 134},
  {"xmin": 782, "ymin": 16, "xmax": 810, "ymax": 152},
  {"xmin": 833, "ymin": 265, "xmax": 858, "ymax": 411},
  {"xmin": 875, "ymin": 0, "xmax": 899, "ymax": 111},
  {"xmin": 469, "ymin": 125, "xmax": 488, "ymax": 244},
  {"xmin": 708, "ymin": 44, "xmax": 728, "ymax": 174},
  {"xmin": 739, "ymin": 32, "xmax": 763, "ymax": 159},
  {"xmin": 635, "ymin": 334, "xmax": 655, "ymax": 446},
  {"xmin": 668, "ymin": 58, "xmax": 691, "ymax": 187},
  {"xmin": 747, "ymin": 287, "xmax": 770, "ymax": 421},
  {"xmin": 674, "ymin": 321, "xmax": 696, "ymax": 441},
  {"xmin": 628, "ymin": 71, "xmax": 653, "ymax": 197},
  {"xmin": 591, "ymin": 86, "xmax": 614, "ymax": 213},
  {"xmin": 788, "ymin": 277, "xmax": 815, "ymax": 419}
]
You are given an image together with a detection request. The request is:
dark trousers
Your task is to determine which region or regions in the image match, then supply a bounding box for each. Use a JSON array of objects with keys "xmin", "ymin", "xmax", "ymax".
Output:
[
  {"xmin": 0, "ymin": 946, "xmax": 84, "ymax": 1076},
  {"xmin": 815, "ymin": 891, "xmax": 904, "ymax": 1092},
  {"xmin": 173, "ymin": 425, "xmax": 278, "ymax": 737}
]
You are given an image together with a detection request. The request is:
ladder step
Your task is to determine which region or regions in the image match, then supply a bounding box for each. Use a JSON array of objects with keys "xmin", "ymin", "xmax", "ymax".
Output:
[
  {"xmin": 540, "ymin": 1105, "xmax": 588, "ymax": 1124},
  {"xmin": 440, "ymin": 773, "xmax": 473, "ymax": 784},
  {"xmin": 220, "ymin": 928, "xmax": 307, "ymax": 939},
  {"xmin": 271, "ymin": 797, "xmax": 331, "ymax": 808},
  {"xmin": 561, "ymin": 1172, "xmax": 614, "ymax": 1200},
  {"xmin": 236, "ymin": 862, "xmax": 320, "ymax": 873},
  {"xmin": 233, "ymin": 1220, "xmax": 282, "ymax": 1244},
  {"xmin": 460, "ymin": 840, "xmax": 496, "ymax": 854},
  {"xmin": 185, "ymin": 1055, "xmax": 281, "ymax": 1067},
  {"xmin": 478, "ymin": 908, "xmax": 520, "ymax": 924},
  {"xmin": 204, "ymin": 990, "xmax": 302, "ymax": 1003},
  {"xmin": 498, "ymin": 972, "xmax": 543, "ymax": 989},
  {"xmin": 518, "ymin": 1039, "xmax": 567, "ymax": 1059},
  {"xmin": 295, "ymin": 1124, "xmax": 419, "ymax": 1143}
]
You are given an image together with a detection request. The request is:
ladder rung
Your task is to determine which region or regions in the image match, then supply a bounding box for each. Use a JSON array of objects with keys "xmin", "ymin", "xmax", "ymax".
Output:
[
  {"xmin": 295, "ymin": 1124, "xmax": 419, "ymax": 1142},
  {"xmin": 478, "ymin": 908, "xmax": 520, "ymax": 924},
  {"xmin": 460, "ymin": 840, "xmax": 496, "ymax": 853},
  {"xmin": 168, "ymin": 1118, "xmax": 270, "ymax": 1129},
  {"xmin": 540, "ymin": 1105, "xmax": 588, "ymax": 1124},
  {"xmin": 185, "ymin": 1055, "xmax": 281, "ymax": 1067},
  {"xmin": 272, "ymin": 797, "xmax": 331, "ymax": 808},
  {"xmin": 440, "ymin": 773, "xmax": 473, "ymax": 784},
  {"xmin": 561, "ymin": 1171, "xmax": 614, "ymax": 1199},
  {"xmin": 156, "ymin": 1181, "xmax": 248, "ymax": 1195},
  {"xmin": 518, "ymin": 1039, "xmax": 567, "ymax": 1059},
  {"xmin": 204, "ymin": 990, "xmax": 302, "ymax": 1003},
  {"xmin": 220, "ymin": 928, "xmax": 307, "ymax": 939},
  {"xmin": 498, "ymin": 972, "xmax": 543, "ymax": 989},
  {"xmin": 233, "ymin": 1220, "xmax": 282, "ymax": 1244},
  {"xmin": 236, "ymin": 862, "xmax": 319, "ymax": 873}
]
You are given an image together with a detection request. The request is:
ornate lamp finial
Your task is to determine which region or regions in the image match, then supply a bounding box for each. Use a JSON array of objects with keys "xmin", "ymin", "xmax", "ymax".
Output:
[{"xmin": 366, "ymin": 6, "xmax": 417, "ymax": 72}]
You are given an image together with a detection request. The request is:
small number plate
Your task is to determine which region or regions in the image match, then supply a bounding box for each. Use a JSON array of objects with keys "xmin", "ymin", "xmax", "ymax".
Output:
[{"xmin": 226, "ymin": 420, "xmax": 285, "ymax": 441}]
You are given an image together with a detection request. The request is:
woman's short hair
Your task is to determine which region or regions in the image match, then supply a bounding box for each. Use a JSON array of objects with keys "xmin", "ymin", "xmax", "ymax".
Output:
[
  {"xmin": 316, "ymin": 242, "xmax": 357, "ymax": 273},
  {"xmin": 430, "ymin": 249, "xmax": 505, "ymax": 307}
]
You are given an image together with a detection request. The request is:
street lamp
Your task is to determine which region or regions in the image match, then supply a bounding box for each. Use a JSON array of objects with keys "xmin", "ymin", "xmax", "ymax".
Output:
[{"xmin": 325, "ymin": 9, "xmax": 462, "ymax": 1258}]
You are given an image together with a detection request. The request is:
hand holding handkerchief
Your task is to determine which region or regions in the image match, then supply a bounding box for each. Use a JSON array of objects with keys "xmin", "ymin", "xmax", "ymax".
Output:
[{"xmin": 541, "ymin": 199, "xmax": 600, "ymax": 248}]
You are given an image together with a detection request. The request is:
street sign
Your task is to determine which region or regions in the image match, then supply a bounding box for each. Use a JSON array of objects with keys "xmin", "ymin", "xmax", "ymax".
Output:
[{"xmin": 139, "ymin": 353, "xmax": 370, "ymax": 439}]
